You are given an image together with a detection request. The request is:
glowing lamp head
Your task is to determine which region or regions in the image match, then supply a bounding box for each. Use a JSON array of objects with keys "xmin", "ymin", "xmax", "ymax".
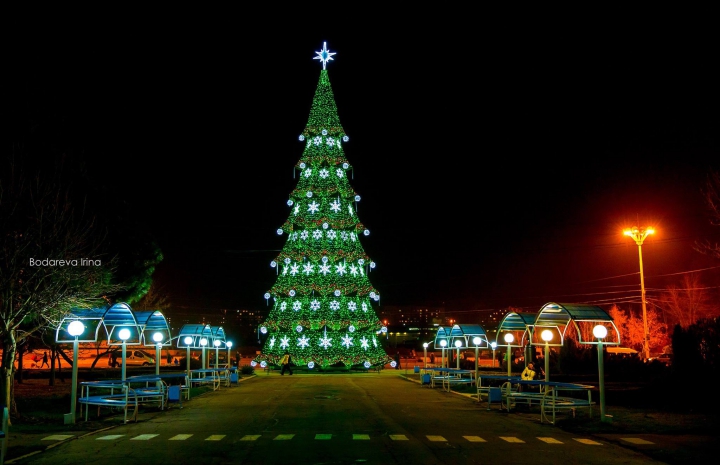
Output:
[
  {"xmin": 200, "ymin": 338, "xmax": 208, "ymax": 347},
  {"xmin": 440, "ymin": 340, "xmax": 447, "ymax": 348},
  {"xmin": 153, "ymin": 332, "xmax": 164, "ymax": 343},
  {"xmin": 214, "ymin": 339, "xmax": 221, "ymax": 347},
  {"xmin": 490, "ymin": 341, "xmax": 497, "ymax": 350},
  {"xmin": 454, "ymin": 340, "xmax": 462, "ymax": 348},
  {"xmin": 473, "ymin": 337, "xmax": 481, "ymax": 346},
  {"xmin": 226, "ymin": 341, "xmax": 233, "ymax": 349},
  {"xmin": 504, "ymin": 333, "xmax": 514, "ymax": 344},
  {"xmin": 541, "ymin": 330, "xmax": 553, "ymax": 342},
  {"xmin": 184, "ymin": 336, "xmax": 193, "ymax": 345},
  {"xmin": 68, "ymin": 320, "xmax": 85, "ymax": 337},
  {"xmin": 593, "ymin": 325, "xmax": 608, "ymax": 339},
  {"xmin": 422, "ymin": 342, "xmax": 429, "ymax": 348},
  {"xmin": 118, "ymin": 328, "xmax": 131, "ymax": 341}
]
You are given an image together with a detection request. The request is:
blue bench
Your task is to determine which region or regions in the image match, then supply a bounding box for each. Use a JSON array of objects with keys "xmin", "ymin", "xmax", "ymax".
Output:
[{"xmin": 79, "ymin": 381, "xmax": 138, "ymax": 424}]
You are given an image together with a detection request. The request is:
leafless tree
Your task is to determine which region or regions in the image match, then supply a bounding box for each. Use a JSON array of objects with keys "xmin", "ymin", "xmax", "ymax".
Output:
[
  {"xmin": 695, "ymin": 169, "xmax": 720, "ymax": 259},
  {"xmin": 657, "ymin": 273, "xmax": 719, "ymax": 329},
  {"xmin": 1, "ymin": 159, "xmax": 123, "ymax": 419}
]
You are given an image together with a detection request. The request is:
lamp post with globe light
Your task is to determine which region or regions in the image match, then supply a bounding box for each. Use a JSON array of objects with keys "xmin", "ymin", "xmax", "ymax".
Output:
[
  {"xmin": 504, "ymin": 333, "xmax": 514, "ymax": 378},
  {"xmin": 440, "ymin": 339, "xmax": 447, "ymax": 368},
  {"xmin": 66, "ymin": 320, "xmax": 85, "ymax": 424},
  {"xmin": 491, "ymin": 341, "xmax": 497, "ymax": 368},
  {"xmin": 541, "ymin": 329, "xmax": 553, "ymax": 382},
  {"xmin": 504, "ymin": 333, "xmax": 515, "ymax": 397},
  {"xmin": 184, "ymin": 336, "xmax": 193, "ymax": 376},
  {"xmin": 422, "ymin": 342, "xmax": 428, "ymax": 369},
  {"xmin": 624, "ymin": 226, "xmax": 654, "ymax": 360},
  {"xmin": 593, "ymin": 324, "xmax": 610, "ymax": 422},
  {"xmin": 200, "ymin": 338, "xmax": 208, "ymax": 369},
  {"xmin": 226, "ymin": 341, "xmax": 233, "ymax": 367},
  {"xmin": 473, "ymin": 337, "xmax": 482, "ymax": 381},
  {"xmin": 118, "ymin": 328, "xmax": 131, "ymax": 381},
  {"xmin": 214, "ymin": 339, "xmax": 221, "ymax": 367},
  {"xmin": 454, "ymin": 340, "xmax": 462, "ymax": 369},
  {"xmin": 153, "ymin": 332, "xmax": 164, "ymax": 376}
]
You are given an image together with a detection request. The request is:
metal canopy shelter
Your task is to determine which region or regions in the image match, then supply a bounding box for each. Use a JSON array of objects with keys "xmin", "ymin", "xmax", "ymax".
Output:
[
  {"xmin": 442, "ymin": 324, "xmax": 490, "ymax": 349},
  {"xmin": 135, "ymin": 310, "xmax": 172, "ymax": 347},
  {"xmin": 496, "ymin": 312, "xmax": 537, "ymax": 348},
  {"xmin": 532, "ymin": 302, "xmax": 620, "ymax": 347},
  {"xmin": 55, "ymin": 302, "xmax": 143, "ymax": 345},
  {"xmin": 176, "ymin": 324, "xmax": 227, "ymax": 349}
]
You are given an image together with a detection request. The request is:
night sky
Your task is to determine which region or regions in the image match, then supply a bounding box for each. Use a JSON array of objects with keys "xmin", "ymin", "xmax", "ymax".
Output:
[{"xmin": 8, "ymin": 18, "xmax": 720, "ymax": 321}]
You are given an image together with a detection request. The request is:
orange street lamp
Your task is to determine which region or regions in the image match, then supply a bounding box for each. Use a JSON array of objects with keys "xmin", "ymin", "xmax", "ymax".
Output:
[{"xmin": 624, "ymin": 226, "xmax": 654, "ymax": 360}]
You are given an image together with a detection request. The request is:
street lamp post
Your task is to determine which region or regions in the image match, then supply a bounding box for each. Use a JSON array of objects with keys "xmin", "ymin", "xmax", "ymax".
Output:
[
  {"xmin": 593, "ymin": 324, "xmax": 610, "ymax": 422},
  {"xmin": 490, "ymin": 341, "xmax": 497, "ymax": 368},
  {"xmin": 226, "ymin": 341, "xmax": 233, "ymax": 367},
  {"xmin": 504, "ymin": 333, "xmax": 514, "ymax": 378},
  {"xmin": 624, "ymin": 226, "xmax": 654, "ymax": 360},
  {"xmin": 184, "ymin": 336, "xmax": 193, "ymax": 376},
  {"xmin": 214, "ymin": 339, "xmax": 221, "ymax": 367},
  {"xmin": 118, "ymin": 328, "xmax": 131, "ymax": 381},
  {"xmin": 473, "ymin": 336, "xmax": 481, "ymax": 383},
  {"xmin": 454, "ymin": 340, "xmax": 462, "ymax": 369},
  {"xmin": 66, "ymin": 320, "xmax": 85, "ymax": 424},
  {"xmin": 541, "ymin": 329, "xmax": 553, "ymax": 382},
  {"xmin": 503, "ymin": 334, "xmax": 515, "ymax": 399},
  {"xmin": 422, "ymin": 342, "xmax": 428, "ymax": 369},
  {"xmin": 153, "ymin": 332, "xmax": 163, "ymax": 376},
  {"xmin": 200, "ymin": 338, "xmax": 208, "ymax": 369},
  {"xmin": 440, "ymin": 340, "xmax": 447, "ymax": 368}
]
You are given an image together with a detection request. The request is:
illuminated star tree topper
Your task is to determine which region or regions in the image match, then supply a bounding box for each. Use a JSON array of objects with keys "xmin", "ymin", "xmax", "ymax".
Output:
[{"xmin": 313, "ymin": 41, "xmax": 336, "ymax": 69}]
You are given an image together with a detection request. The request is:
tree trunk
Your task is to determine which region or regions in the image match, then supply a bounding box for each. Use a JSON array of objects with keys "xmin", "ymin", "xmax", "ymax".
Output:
[{"xmin": 1, "ymin": 332, "xmax": 19, "ymax": 424}]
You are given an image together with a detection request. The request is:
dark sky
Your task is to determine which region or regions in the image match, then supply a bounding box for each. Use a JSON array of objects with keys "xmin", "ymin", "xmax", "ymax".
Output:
[{"xmin": 8, "ymin": 17, "xmax": 720, "ymax": 320}]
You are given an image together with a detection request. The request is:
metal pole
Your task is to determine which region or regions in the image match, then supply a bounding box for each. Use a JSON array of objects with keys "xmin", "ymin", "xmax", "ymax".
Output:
[
  {"xmin": 637, "ymin": 243, "xmax": 650, "ymax": 360},
  {"xmin": 598, "ymin": 339, "xmax": 607, "ymax": 421},
  {"xmin": 121, "ymin": 340, "xmax": 127, "ymax": 381},
  {"xmin": 544, "ymin": 341, "xmax": 550, "ymax": 382},
  {"xmin": 156, "ymin": 344, "xmax": 161, "ymax": 376},
  {"xmin": 70, "ymin": 337, "xmax": 79, "ymax": 423},
  {"xmin": 474, "ymin": 345, "xmax": 479, "ymax": 381},
  {"xmin": 186, "ymin": 346, "xmax": 191, "ymax": 377}
]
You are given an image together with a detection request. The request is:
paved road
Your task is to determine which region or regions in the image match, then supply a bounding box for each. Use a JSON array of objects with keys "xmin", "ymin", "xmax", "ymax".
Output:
[{"xmin": 7, "ymin": 371, "xmax": 668, "ymax": 465}]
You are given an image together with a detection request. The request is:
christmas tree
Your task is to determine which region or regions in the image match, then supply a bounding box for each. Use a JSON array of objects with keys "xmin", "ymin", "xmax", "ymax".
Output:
[{"xmin": 253, "ymin": 42, "xmax": 391, "ymax": 371}]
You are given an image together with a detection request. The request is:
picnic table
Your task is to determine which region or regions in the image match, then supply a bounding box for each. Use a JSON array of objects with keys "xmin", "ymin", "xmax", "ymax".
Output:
[
  {"xmin": 424, "ymin": 367, "xmax": 475, "ymax": 391},
  {"xmin": 190, "ymin": 368, "xmax": 229, "ymax": 391},
  {"xmin": 499, "ymin": 379, "xmax": 595, "ymax": 424}
]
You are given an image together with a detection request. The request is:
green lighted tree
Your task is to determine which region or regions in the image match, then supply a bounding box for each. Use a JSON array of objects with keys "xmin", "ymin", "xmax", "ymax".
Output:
[{"xmin": 255, "ymin": 43, "xmax": 391, "ymax": 370}]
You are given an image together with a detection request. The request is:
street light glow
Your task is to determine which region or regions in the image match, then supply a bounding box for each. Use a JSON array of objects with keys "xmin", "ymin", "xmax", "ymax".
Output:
[
  {"xmin": 68, "ymin": 320, "xmax": 84, "ymax": 337},
  {"xmin": 624, "ymin": 225, "xmax": 654, "ymax": 359}
]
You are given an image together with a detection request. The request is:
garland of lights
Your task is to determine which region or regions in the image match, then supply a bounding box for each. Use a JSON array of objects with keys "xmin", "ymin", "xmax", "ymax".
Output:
[{"xmin": 254, "ymin": 43, "xmax": 391, "ymax": 370}]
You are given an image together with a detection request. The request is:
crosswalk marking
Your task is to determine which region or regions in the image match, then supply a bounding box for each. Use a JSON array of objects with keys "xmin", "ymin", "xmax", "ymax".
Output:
[
  {"xmin": 57, "ymin": 432, "xmax": 655, "ymax": 447},
  {"xmin": 96, "ymin": 435, "xmax": 124, "ymax": 440},
  {"xmin": 621, "ymin": 438, "xmax": 654, "ymax": 445},
  {"xmin": 538, "ymin": 437, "xmax": 563, "ymax": 444},
  {"xmin": 574, "ymin": 438, "xmax": 603, "ymax": 445},
  {"xmin": 42, "ymin": 435, "xmax": 74, "ymax": 441}
]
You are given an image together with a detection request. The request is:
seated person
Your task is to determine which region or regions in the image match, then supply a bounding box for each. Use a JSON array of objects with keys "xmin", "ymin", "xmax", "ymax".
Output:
[
  {"xmin": 518, "ymin": 362, "xmax": 536, "ymax": 392},
  {"xmin": 521, "ymin": 362, "xmax": 536, "ymax": 380}
]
